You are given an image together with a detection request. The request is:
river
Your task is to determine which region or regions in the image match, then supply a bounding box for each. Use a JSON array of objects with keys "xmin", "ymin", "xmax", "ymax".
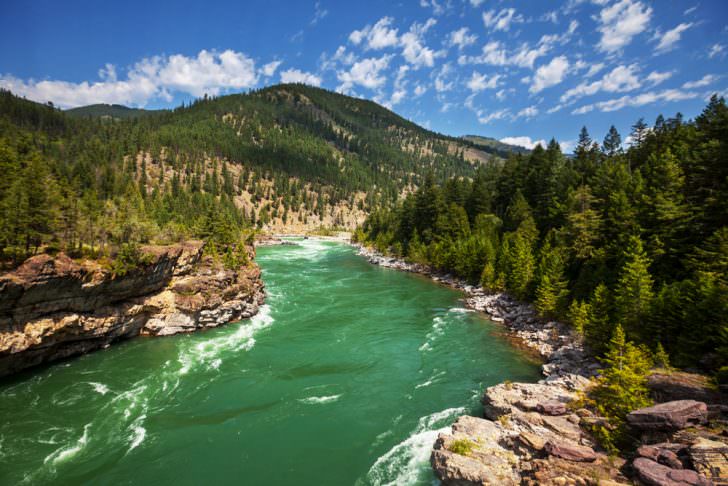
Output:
[{"xmin": 0, "ymin": 239, "xmax": 540, "ymax": 485}]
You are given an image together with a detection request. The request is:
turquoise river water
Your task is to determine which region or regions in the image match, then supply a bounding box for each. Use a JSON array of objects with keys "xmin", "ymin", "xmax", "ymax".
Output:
[{"xmin": 0, "ymin": 239, "xmax": 540, "ymax": 485}]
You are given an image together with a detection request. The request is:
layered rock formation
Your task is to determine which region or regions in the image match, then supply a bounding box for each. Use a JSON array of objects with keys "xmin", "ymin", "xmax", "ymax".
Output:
[{"xmin": 0, "ymin": 241, "xmax": 265, "ymax": 377}]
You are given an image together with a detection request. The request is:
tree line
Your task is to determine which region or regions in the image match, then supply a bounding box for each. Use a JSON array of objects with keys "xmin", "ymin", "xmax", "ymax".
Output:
[{"xmin": 358, "ymin": 95, "xmax": 728, "ymax": 372}]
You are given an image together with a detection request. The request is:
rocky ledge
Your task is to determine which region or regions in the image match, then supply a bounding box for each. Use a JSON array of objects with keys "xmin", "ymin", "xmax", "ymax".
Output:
[
  {"xmin": 356, "ymin": 245, "xmax": 727, "ymax": 485},
  {"xmin": 0, "ymin": 241, "xmax": 265, "ymax": 377}
]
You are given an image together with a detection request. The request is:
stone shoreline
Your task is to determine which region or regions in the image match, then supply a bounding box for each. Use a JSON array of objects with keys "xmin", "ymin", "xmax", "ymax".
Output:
[{"xmin": 355, "ymin": 244, "xmax": 727, "ymax": 485}]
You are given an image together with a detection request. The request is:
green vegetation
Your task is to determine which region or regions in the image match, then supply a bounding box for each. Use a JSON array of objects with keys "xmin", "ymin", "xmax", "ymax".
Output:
[
  {"xmin": 449, "ymin": 438, "xmax": 477, "ymax": 456},
  {"xmin": 358, "ymin": 96, "xmax": 728, "ymax": 371},
  {"xmin": 0, "ymin": 84, "xmax": 504, "ymax": 267},
  {"xmin": 588, "ymin": 325, "xmax": 653, "ymax": 453}
]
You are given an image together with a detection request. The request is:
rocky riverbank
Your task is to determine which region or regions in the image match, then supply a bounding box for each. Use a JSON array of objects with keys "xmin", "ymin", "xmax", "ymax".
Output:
[
  {"xmin": 0, "ymin": 241, "xmax": 265, "ymax": 377},
  {"xmin": 355, "ymin": 244, "xmax": 727, "ymax": 485}
]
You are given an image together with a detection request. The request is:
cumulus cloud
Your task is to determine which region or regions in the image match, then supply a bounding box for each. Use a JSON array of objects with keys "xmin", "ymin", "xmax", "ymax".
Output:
[
  {"xmin": 419, "ymin": 0, "xmax": 448, "ymax": 16},
  {"xmin": 400, "ymin": 18, "xmax": 441, "ymax": 68},
  {"xmin": 434, "ymin": 63, "xmax": 455, "ymax": 92},
  {"xmin": 645, "ymin": 70, "xmax": 673, "ymax": 86},
  {"xmin": 280, "ymin": 68, "xmax": 322, "ymax": 86},
  {"xmin": 560, "ymin": 64, "xmax": 640, "ymax": 102},
  {"xmin": 572, "ymin": 88, "xmax": 699, "ymax": 114},
  {"xmin": 596, "ymin": 0, "xmax": 652, "ymax": 53},
  {"xmin": 482, "ymin": 8, "xmax": 523, "ymax": 32},
  {"xmin": 530, "ymin": 55, "xmax": 569, "ymax": 94},
  {"xmin": 516, "ymin": 105, "xmax": 539, "ymax": 119},
  {"xmin": 682, "ymin": 74, "xmax": 719, "ymax": 89},
  {"xmin": 0, "ymin": 49, "xmax": 263, "ymax": 108},
  {"xmin": 336, "ymin": 55, "xmax": 392, "ymax": 92},
  {"xmin": 261, "ymin": 61, "xmax": 282, "ymax": 77},
  {"xmin": 653, "ymin": 22, "xmax": 693, "ymax": 53},
  {"xmin": 466, "ymin": 71, "xmax": 501, "ymax": 92},
  {"xmin": 447, "ymin": 27, "xmax": 477, "ymax": 50},
  {"xmin": 477, "ymin": 108, "xmax": 510, "ymax": 124},
  {"xmin": 709, "ymin": 43, "xmax": 725, "ymax": 59},
  {"xmin": 349, "ymin": 17, "xmax": 400, "ymax": 50},
  {"xmin": 459, "ymin": 39, "xmax": 552, "ymax": 70},
  {"xmin": 500, "ymin": 136, "xmax": 547, "ymax": 150}
]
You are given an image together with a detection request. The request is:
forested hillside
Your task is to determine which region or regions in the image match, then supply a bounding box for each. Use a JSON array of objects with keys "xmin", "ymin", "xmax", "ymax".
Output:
[
  {"xmin": 0, "ymin": 84, "xmax": 498, "ymax": 266},
  {"xmin": 359, "ymin": 96, "xmax": 728, "ymax": 371}
]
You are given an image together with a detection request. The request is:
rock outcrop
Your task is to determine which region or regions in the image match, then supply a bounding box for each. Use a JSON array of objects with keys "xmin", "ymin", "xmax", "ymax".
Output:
[
  {"xmin": 357, "ymin": 244, "xmax": 727, "ymax": 485},
  {"xmin": 0, "ymin": 241, "xmax": 265, "ymax": 377},
  {"xmin": 627, "ymin": 400, "xmax": 709, "ymax": 432}
]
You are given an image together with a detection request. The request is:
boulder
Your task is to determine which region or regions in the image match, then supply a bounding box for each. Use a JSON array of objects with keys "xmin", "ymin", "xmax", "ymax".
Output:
[
  {"xmin": 543, "ymin": 441, "xmax": 597, "ymax": 462},
  {"xmin": 689, "ymin": 437, "xmax": 728, "ymax": 484},
  {"xmin": 627, "ymin": 400, "xmax": 708, "ymax": 431},
  {"xmin": 632, "ymin": 458, "xmax": 710, "ymax": 486},
  {"xmin": 637, "ymin": 445, "xmax": 684, "ymax": 469},
  {"xmin": 537, "ymin": 401, "xmax": 568, "ymax": 416}
]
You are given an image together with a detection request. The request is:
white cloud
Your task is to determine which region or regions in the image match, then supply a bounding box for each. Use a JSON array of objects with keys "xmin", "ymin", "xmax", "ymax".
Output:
[
  {"xmin": 400, "ymin": 18, "xmax": 441, "ymax": 68},
  {"xmin": 682, "ymin": 74, "xmax": 719, "ymax": 89},
  {"xmin": 434, "ymin": 63, "xmax": 454, "ymax": 92},
  {"xmin": 478, "ymin": 109, "xmax": 510, "ymax": 124},
  {"xmin": 261, "ymin": 61, "xmax": 282, "ymax": 77},
  {"xmin": 414, "ymin": 84, "xmax": 427, "ymax": 96},
  {"xmin": 447, "ymin": 27, "xmax": 477, "ymax": 50},
  {"xmin": 585, "ymin": 63, "xmax": 606, "ymax": 78},
  {"xmin": 469, "ymin": 0, "xmax": 485, "ymax": 6},
  {"xmin": 336, "ymin": 55, "xmax": 392, "ymax": 92},
  {"xmin": 466, "ymin": 71, "xmax": 501, "ymax": 92},
  {"xmin": 310, "ymin": 1, "xmax": 328, "ymax": 26},
  {"xmin": 530, "ymin": 55, "xmax": 569, "ymax": 94},
  {"xmin": 500, "ymin": 136, "xmax": 547, "ymax": 150},
  {"xmin": 459, "ymin": 39, "xmax": 551, "ymax": 69},
  {"xmin": 596, "ymin": 0, "xmax": 652, "ymax": 53},
  {"xmin": 280, "ymin": 68, "xmax": 322, "ymax": 86},
  {"xmin": 482, "ymin": 8, "xmax": 523, "ymax": 32},
  {"xmin": 560, "ymin": 64, "xmax": 640, "ymax": 102},
  {"xmin": 645, "ymin": 70, "xmax": 673, "ymax": 86},
  {"xmin": 419, "ymin": 0, "xmax": 448, "ymax": 16},
  {"xmin": 0, "ymin": 49, "xmax": 263, "ymax": 108},
  {"xmin": 572, "ymin": 88, "xmax": 699, "ymax": 114},
  {"xmin": 709, "ymin": 43, "xmax": 725, "ymax": 59},
  {"xmin": 349, "ymin": 17, "xmax": 400, "ymax": 50},
  {"xmin": 516, "ymin": 105, "xmax": 539, "ymax": 119},
  {"xmin": 653, "ymin": 22, "xmax": 693, "ymax": 53}
]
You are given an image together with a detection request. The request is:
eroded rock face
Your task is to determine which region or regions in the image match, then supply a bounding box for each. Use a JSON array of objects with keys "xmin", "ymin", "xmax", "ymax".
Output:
[
  {"xmin": 627, "ymin": 400, "xmax": 708, "ymax": 432},
  {"xmin": 0, "ymin": 242, "xmax": 265, "ymax": 377},
  {"xmin": 633, "ymin": 457, "xmax": 711, "ymax": 486}
]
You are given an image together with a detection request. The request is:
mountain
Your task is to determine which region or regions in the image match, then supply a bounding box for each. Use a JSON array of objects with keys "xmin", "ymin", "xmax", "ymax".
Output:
[
  {"xmin": 461, "ymin": 135, "xmax": 531, "ymax": 157},
  {"xmin": 0, "ymin": 84, "xmax": 515, "ymax": 264},
  {"xmin": 65, "ymin": 103, "xmax": 163, "ymax": 120}
]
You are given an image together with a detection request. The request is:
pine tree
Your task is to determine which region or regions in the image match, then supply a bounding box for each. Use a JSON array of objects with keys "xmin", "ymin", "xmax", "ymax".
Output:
[
  {"xmin": 534, "ymin": 240, "xmax": 569, "ymax": 318},
  {"xmin": 602, "ymin": 125, "xmax": 622, "ymax": 157},
  {"xmin": 614, "ymin": 236, "xmax": 655, "ymax": 341},
  {"xmin": 630, "ymin": 118, "xmax": 649, "ymax": 148},
  {"xmin": 584, "ymin": 283, "xmax": 613, "ymax": 353},
  {"xmin": 590, "ymin": 324, "xmax": 653, "ymax": 452},
  {"xmin": 566, "ymin": 185, "xmax": 602, "ymax": 260}
]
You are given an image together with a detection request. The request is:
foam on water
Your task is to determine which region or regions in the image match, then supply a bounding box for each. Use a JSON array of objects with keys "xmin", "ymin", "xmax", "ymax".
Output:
[
  {"xmin": 365, "ymin": 407, "xmax": 466, "ymax": 485},
  {"xmin": 88, "ymin": 382, "xmax": 110, "ymax": 395},
  {"xmin": 43, "ymin": 423, "xmax": 91, "ymax": 466},
  {"xmin": 414, "ymin": 370, "xmax": 446, "ymax": 390},
  {"xmin": 177, "ymin": 304, "xmax": 273, "ymax": 375},
  {"xmin": 128, "ymin": 414, "xmax": 147, "ymax": 452},
  {"xmin": 297, "ymin": 394, "xmax": 342, "ymax": 404}
]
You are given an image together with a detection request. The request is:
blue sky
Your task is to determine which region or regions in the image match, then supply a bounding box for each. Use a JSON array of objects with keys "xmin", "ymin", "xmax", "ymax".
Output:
[{"xmin": 1, "ymin": 0, "xmax": 726, "ymax": 150}]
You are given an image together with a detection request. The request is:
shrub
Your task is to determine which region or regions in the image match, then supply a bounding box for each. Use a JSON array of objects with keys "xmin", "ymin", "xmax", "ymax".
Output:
[{"xmin": 449, "ymin": 438, "xmax": 476, "ymax": 457}]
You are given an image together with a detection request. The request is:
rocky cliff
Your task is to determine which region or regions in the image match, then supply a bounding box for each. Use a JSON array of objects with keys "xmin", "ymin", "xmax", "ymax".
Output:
[{"xmin": 0, "ymin": 241, "xmax": 265, "ymax": 377}]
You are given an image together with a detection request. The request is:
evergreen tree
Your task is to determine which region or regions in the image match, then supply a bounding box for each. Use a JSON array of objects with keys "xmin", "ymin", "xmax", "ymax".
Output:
[
  {"xmin": 590, "ymin": 325, "xmax": 653, "ymax": 452},
  {"xmin": 602, "ymin": 125, "xmax": 622, "ymax": 156},
  {"xmin": 614, "ymin": 237, "xmax": 654, "ymax": 340}
]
